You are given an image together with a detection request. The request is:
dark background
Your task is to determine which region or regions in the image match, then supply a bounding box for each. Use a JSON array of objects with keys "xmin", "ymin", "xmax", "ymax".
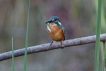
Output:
[{"xmin": 0, "ymin": 0, "xmax": 106, "ymax": 71}]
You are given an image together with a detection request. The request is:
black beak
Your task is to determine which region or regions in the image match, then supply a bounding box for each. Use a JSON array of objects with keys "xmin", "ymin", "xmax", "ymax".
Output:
[
  {"xmin": 45, "ymin": 21, "xmax": 48, "ymax": 24},
  {"xmin": 45, "ymin": 20, "xmax": 51, "ymax": 24}
]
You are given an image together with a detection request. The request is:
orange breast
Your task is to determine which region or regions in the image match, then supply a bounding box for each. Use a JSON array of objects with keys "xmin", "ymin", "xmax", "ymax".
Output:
[{"xmin": 47, "ymin": 24, "xmax": 65, "ymax": 41}]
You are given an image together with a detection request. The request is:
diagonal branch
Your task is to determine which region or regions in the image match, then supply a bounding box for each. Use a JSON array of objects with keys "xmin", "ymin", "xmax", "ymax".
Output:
[{"xmin": 0, "ymin": 33, "xmax": 106, "ymax": 61}]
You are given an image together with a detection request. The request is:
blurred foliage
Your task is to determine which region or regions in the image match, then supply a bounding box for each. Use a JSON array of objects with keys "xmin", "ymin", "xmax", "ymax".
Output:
[
  {"xmin": 94, "ymin": 0, "xmax": 106, "ymax": 33},
  {"xmin": 94, "ymin": 0, "xmax": 106, "ymax": 71},
  {"xmin": 12, "ymin": 37, "xmax": 14, "ymax": 71},
  {"xmin": 0, "ymin": 0, "xmax": 106, "ymax": 71},
  {"xmin": 94, "ymin": 0, "xmax": 102, "ymax": 71},
  {"xmin": 24, "ymin": 0, "xmax": 30, "ymax": 71}
]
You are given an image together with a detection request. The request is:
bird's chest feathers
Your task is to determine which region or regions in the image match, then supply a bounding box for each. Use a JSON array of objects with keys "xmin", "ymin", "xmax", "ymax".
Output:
[{"xmin": 47, "ymin": 24, "xmax": 60, "ymax": 34}]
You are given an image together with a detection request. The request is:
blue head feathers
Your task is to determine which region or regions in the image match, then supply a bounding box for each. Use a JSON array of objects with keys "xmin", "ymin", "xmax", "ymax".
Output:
[{"xmin": 45, "ymin": 16, "xmax": 60, "ymax": 23}]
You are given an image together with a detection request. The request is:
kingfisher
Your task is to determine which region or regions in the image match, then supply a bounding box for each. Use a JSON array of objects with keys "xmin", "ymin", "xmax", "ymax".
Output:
[{"xmin": 45, "ymin": 16, "xmax": 65, "ymax": 47}]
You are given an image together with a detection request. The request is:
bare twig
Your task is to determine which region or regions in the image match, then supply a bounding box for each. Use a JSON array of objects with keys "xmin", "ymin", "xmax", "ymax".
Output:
[{"xmin": 0, "ymin": 33, "xmax": 106, "ymax": 61}]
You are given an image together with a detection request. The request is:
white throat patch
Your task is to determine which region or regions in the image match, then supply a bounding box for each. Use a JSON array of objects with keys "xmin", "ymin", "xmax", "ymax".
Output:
[{"xmin": 47, "ymin": 25, "xmax": 51, "ymax": 32}]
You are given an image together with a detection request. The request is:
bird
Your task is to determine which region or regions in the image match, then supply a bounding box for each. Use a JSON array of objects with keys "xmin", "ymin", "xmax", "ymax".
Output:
[{"xmin": 45, "ymin": 16, "xmax": 65, "ymax": 47}]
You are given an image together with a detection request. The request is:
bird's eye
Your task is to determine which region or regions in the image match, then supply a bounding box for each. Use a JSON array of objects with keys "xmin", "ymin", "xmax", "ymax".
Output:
[{"xmin": 55, "ymin": 20, "xmax": 58, "ymax": 22}]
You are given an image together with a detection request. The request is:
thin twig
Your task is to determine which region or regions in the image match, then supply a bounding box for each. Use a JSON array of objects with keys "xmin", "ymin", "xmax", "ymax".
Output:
[{"xmin": 0, "ymin": 33, "xmax": 106, "ymax": 61}]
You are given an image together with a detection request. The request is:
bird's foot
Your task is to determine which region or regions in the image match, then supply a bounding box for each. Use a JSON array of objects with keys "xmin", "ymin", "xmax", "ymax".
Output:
[
  {"xmin": 60, "ymin": 41, "xmax": 64, "ymax": 49},
  {"xmin": 50, "ymin": 41, "xmax": 53, "ymax": 47}
]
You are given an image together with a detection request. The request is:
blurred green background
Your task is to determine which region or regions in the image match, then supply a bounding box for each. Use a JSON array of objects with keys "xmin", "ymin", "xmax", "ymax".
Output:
[{"xmin": 0, "ymin": 0, "xmax": 106, "ymax": 71}]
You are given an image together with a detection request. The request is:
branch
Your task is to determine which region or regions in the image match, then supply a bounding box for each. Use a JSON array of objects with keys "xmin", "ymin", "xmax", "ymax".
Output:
[{"xmin": 0, "ymin": 33, "xmax": 106, "ymax": 61}]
